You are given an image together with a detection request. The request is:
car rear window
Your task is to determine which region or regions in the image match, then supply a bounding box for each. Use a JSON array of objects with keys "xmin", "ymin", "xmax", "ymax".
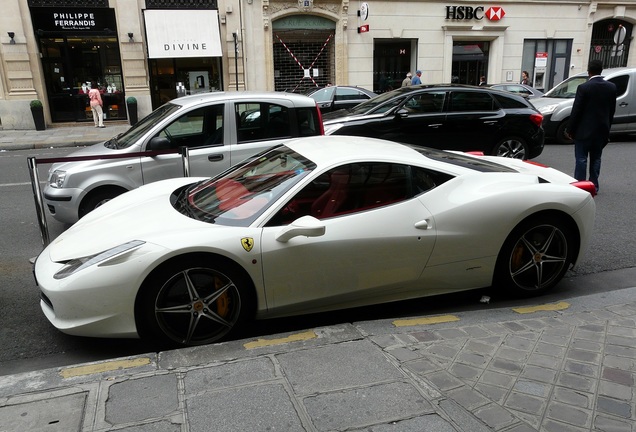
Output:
[
  {"xmin": 492, "ymin": 92, "xmax": 530, "ymax": 109},
  {"xmin": 407, "ymin": 145, "xmax": 517, "ymax": 173},
  {"xmin": 296, "ymin": 107, "xmax": 322, "ymax": 137}
]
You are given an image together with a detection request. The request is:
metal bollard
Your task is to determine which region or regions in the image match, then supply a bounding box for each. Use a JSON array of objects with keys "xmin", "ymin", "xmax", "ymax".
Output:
[{"xmin": 27, "ymin": 157, "xmax": 50, "ymax": 247}]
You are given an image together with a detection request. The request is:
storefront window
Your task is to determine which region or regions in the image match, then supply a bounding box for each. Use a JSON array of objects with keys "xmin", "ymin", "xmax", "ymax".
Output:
[
  {"xmin": 40, "ymin": 36, "xmax": 125, "ymax": 122},
  {"xmin": 149, "ymin": 57, "xmax": 222, "ymax": 109},
  {"xmin": 31, "ymin": 6, "xmax": 126, "ymax": 124}
]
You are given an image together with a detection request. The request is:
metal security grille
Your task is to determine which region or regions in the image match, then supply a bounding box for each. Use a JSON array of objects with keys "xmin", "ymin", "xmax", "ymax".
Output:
[
  {"xmin": 590, "ymin": 19, "xmax": 632, "ymax": 68},
  {"xmin": 145, "ymin": 0, "xmax": 217, "ymax": 9},
  {"xmin": 28, "ymin": 0, "xmax": 108, "ymax": 6},
  {"xmin": 273, "ymin": 31, "xmax": 334, "ymax": 94}
]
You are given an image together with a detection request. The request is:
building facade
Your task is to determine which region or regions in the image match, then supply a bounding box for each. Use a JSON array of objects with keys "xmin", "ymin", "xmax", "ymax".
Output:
[{"xmin": 1, "ymin": 0, "xmax": 634, "ymax": 130}]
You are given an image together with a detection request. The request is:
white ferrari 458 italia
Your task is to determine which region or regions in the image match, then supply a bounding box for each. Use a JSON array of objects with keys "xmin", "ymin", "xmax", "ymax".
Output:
[{"xmin": 34, "ymin": 135, "xmax": 596, "ymax": 347}]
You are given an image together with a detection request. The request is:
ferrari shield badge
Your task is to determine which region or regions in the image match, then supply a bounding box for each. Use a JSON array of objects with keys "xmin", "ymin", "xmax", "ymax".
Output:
[{"xmin": 241, "ymin": 237, "xmax": 254, "ymax": 252}]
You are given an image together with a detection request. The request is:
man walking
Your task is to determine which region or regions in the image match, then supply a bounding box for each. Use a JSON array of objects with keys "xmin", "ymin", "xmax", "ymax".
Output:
[
  {"xmin": 402, "ymin": 72, "xmax": 412, "ymax": 87},
  {"xmin": 567, "ymin": 60, "xmax": 617, "ymax": 193},
  {"xmin": 411, "ymin": 70, "xmax": 422, "ymax": 85}
]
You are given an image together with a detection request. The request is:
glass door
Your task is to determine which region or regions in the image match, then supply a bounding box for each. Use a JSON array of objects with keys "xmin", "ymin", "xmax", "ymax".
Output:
[{"xmin": 39, "ymin": 36, "xmax": 125, "ymax": 122}]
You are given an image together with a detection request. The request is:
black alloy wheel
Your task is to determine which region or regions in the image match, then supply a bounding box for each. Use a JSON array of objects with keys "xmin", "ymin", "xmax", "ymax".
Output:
[
  {"xmin": 493, "ymin": 136, "xmax": 529, "ymax": 159},
  {"xmin": 136, "ymin": 256, "xmax": 254, "ymax": 347},
  {"xmin": 494, "ymin": 216, "xmax": 575, "ymax": 297}
]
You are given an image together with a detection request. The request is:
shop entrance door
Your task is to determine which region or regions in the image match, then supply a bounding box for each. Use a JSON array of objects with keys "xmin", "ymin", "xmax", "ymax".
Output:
[
  {"xmin": 39, "ymin": 36, "xmax": 125, "ymax": 123},
  {"xmin": 452, "ymin": 41, "xmax": 489, "ymax": 86}
]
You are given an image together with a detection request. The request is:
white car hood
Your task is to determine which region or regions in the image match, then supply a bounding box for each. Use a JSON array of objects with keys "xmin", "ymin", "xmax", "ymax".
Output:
[
  {"xmin": 47, "ymin": 177, "xmax": 205, "ymax": 262},
  {"xmin": 52, "ymin": 140, "xmax": 140, "ymax": 171},
  {"xmin": 528, "ymin": 96, "xmax": 569, "ymax": 110}
]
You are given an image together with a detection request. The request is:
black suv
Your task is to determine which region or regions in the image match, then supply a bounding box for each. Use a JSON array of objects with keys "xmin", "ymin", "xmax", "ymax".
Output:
[{"xmin": 322, "ymin": 84, "xmax": 545, "ymax": 159}]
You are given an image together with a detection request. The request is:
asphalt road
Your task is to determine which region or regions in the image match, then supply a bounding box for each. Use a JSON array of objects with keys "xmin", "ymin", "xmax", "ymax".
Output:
[{"xmin": 0, "ymin": 139, "xmax": 635, "ymax": 376}]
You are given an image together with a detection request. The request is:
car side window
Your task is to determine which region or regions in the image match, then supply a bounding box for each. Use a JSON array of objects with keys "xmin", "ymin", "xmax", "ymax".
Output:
[
  {"xmin": 492, "ymin": 93, "xmax": 529, "ymax": 109},
  {"xmin": 310, "ymin": 87, "xmax": 335, "ymax": 102},
  {"xmin": 267, "ymin": 163, "xmax": 412, "ymax": 226},
  {"xmin": 608, "ymin": 75, "xmax": 629, "ymax": 97},
  {"xmin": 449, "ymin": 91, "xmax": 495, "ymax": 112},
  {"xmin": 335, "ymin": 88, "xmax": 369, "ymax": 102},
  {"xmin": 157, "ymin": 105, "xmax": 224, "ymax": 148},
  {"xmin": 411, "ymin": 167, "xmax": 453, "ymax": 195},
  {"xmin": 236, "ymin": 103, "xmax": 291, "ymax": 143},
  {"xmin": 403, "ymin": 92, "xmax": 445, "ymax": 114}
]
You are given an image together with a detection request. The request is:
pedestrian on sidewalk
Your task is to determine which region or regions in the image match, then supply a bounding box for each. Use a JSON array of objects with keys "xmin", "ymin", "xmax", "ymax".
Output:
[
  {"xmin": 401, "ymin": 72, "xmax": 412, "ymax": 87},
  {"xmin": 566, "ymin": 59, "xmax": 617, "ymax": 193},
  {"xmin": 88, "ymin": 82, "xmax": 105, "ymax": 128},
  {"xmin": 411, "ymin": 70, "xmax": 422, "ymax": 85}
]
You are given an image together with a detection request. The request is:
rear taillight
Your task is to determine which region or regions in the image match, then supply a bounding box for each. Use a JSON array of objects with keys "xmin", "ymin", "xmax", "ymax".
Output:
[
  {"xmin": 571, "ymin": 180, "xmax": 597, "ymax": 197},
  {"xmin": 316, "ymin": 103, "xmax": 325, "ymax": 135},
  {"xmin": 529, "ymin": 113, "xmax": 543, "ymax": 127}
]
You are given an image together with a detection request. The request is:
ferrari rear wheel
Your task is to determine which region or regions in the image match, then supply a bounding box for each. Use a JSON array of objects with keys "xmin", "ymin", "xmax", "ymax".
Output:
[
  {"xmin": 493, "ymin": 137, "xmax": 529, "ymax": 159},
  {"xmin": 494, "ymin": 217, "xmax": 574, "ymax": 297},
  {"xmin": 136, "ymin": 256, "xmax": 254, "ymax": 347}
]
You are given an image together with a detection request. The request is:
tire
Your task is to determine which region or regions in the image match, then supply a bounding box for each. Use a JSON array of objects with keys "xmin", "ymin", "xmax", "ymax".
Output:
[
  {"xmin": 492, "ymin": 137, "xmax": 529, "ymax": 159},
  {"xmin": 493, "ymin": 216, "xmax": 575, "ymax": 298},
  {"xmin": 78, "ymin": 188, "xmax": 125, "ymax": 218},
  {"xmin": 135, "ymin": 256, "xmax": 255, "ymax": 347},
  {"xmin": 556, "ymin": 120, "xmax": 573, "ymax": 144}
]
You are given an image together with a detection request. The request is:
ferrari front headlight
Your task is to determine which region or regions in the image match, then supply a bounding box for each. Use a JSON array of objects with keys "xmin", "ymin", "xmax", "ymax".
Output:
[
  {"xmin": 54, "ymin": 240, "xmax": 145, "ymax": 280},
  {"xmin": 49, "ymin": 170, "xmax": 67, "ymax": 188}
]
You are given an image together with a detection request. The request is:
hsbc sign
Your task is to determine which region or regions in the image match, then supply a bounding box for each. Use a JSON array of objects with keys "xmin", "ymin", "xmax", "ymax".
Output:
[{"xmin": 445, "ymin": 5, "xmax": 506, "ymax": 21}]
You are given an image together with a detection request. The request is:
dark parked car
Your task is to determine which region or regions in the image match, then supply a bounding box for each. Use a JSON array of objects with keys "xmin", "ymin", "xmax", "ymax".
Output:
[
  {"xmin": 488, "ymin": 83, "xmax": 544, "ymax": 99},
  {"xmin": 322, "ymin": 84, "xmax": 545, "ymax": 159},
  {"xmin": 305, "ymin": 85, "xmax": 377, "ymax": 113}
]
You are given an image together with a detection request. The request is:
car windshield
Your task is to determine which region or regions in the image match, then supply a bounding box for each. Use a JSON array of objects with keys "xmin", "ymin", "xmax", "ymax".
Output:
[
  {"xmin": 543, "ymin": 76, "xmax": 588, "ymax": 99},
  {"xmin": 104, "ymin": 103, "xmax": 182, "ymax": 149},
  {"xmin": 347, "ymin": 88, "xmax": 409, "ymax": 115},
  {"xmin": 173, "ymin": 146, "xmax": 316, "ymax": 226}
]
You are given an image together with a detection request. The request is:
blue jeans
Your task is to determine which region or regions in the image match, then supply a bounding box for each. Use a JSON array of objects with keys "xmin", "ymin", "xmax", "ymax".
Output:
[{"xmin": 574, "ymin": 139, "xmax": 603, "ymax": 191}]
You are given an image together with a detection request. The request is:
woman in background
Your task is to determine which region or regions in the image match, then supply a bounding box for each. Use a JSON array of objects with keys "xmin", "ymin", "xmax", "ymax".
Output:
[{"xmin": 88, "ymin": 83, "xmax": 104, "ymax": 128}]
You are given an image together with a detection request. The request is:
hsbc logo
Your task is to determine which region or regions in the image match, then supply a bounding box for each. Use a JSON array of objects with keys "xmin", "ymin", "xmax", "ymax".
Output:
[
  {"xmin": 445, "ymin": 5, "xmax": 506, "ymax": 21},
  {"xmin": 485, "ymin": 7, "xmax": 505, "ymax": 20}
]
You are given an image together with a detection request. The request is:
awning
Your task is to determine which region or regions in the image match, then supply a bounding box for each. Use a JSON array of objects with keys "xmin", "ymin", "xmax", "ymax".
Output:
[{"xmin": 144, "ymin": 9, "xmax": 222, "ymax": 59}]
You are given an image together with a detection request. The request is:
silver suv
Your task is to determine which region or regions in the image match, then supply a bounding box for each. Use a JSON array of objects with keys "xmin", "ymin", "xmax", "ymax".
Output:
[
  {"xmin": 530, "ymin": 67, "xmax": 636, "ymax": 143},
  {"xmin": 44, "ymin": 91, "xmax": 323, "ymax": 224}
]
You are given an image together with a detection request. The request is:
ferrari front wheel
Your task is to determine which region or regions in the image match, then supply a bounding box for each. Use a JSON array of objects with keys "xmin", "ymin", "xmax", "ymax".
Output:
[
  {"xmin": 136, "ymin": 256, "xmax": 255, "ymax": 347},
  {"xmin": 494, "ymin": 217, "xmax": 575, "ymax": 297}
]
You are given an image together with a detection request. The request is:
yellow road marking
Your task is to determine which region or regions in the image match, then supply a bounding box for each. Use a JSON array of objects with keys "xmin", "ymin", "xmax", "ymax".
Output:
[
  {"xmin": 512, "ymin": 301, "xmax": 570, "ymax": 314},
  {"xmin": 392, "ymin": 314, "xmax": 460, "ymax": 327},
  {"xmin": 59, "ymin": 357, "xmax": 152, "ymax": 379},
  {"xmin": 244, "ymin": 330, "xmax": 317, "ymax": 349}
]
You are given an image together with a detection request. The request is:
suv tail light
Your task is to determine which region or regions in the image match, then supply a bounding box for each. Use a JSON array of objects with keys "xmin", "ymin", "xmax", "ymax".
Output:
[
  {"xmin": 316, "ymin": 103, "xmax": 325, "ymax": 135},
  {"xmin": 529, "ymin": 113, "xmax": 543, "ymax": 127},
  {"xmin": 571, "ymin": 180, "xmax": 597, "ymax": 197}
]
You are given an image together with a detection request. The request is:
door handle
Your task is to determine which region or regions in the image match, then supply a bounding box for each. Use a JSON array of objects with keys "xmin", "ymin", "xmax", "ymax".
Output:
[
  {"xmin": 428, "ymin": 123, "xmax": 443, "ymax": 128},
  {"xmin": 208, "ymin": 154, "xmax": 224, "ymax": 162},
  {"xmin": 483, "ymin": 120, "xmax": 498, "ymax": 124},
  {"xmin": 619, "ymin": 102, "xmax": 628, "ymax": 107},
  {"xmin": 414, "ymin": 219, "xmax": 430, "ymax": 230}
]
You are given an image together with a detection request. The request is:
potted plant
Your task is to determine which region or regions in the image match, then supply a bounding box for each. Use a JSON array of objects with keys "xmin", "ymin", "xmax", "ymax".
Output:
[
  {"xmin": 126, "ymin": 96, "xmax": 138, "ymax": 126},
  {"xmin": 30, "ymin": 99, "xmax": 46, "ymax": 131}
]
